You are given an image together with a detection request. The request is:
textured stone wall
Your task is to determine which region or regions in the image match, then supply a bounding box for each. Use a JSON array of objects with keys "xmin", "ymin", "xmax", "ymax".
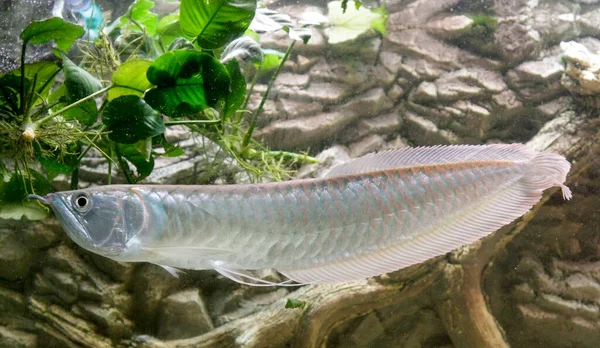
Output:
[{"xmin": 250, "ymin": 0, "xmax": 599, "ymax": 156}]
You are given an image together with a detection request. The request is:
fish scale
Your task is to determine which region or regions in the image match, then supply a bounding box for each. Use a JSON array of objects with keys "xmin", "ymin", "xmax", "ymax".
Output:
[{"xmin": 37, "ymin": 144, "xmax": 572, "ymax": 285}]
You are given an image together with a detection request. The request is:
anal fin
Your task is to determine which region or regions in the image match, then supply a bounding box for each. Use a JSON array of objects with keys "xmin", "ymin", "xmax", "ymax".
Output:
[
  {"xmin": 155, "ymin": 264, "xmax": 185, "ymax": 278},
  {"xmin": 210, "ymin": 261, "xmax": 304, "ymax": 287}
]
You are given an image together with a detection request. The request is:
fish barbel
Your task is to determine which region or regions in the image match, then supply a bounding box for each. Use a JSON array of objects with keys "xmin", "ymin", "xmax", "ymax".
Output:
[{"xmin": 29, "ymin": 144, "xmax": 572, "ymax": 286}]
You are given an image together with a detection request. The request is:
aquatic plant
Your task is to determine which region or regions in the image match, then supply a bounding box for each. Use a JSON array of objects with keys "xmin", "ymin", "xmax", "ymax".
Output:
[
  {"xmin": 0, "ymin": 0, "xmax": 317, "ymax": 220},
  {"xmin": 326, "ymin": 1, "xmax": 388, "ymax": 44}
]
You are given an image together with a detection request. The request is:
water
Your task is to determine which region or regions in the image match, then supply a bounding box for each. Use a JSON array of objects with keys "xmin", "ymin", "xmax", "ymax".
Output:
[{"xmin": 0, "ymin": 0, "xmax": 599, "ymax": 347}]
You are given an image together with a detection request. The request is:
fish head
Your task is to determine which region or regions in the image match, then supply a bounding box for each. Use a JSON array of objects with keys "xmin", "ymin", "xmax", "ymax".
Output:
[{"xmin": 29, "ymin": 189, "xmax": 145, "ymax": 258}]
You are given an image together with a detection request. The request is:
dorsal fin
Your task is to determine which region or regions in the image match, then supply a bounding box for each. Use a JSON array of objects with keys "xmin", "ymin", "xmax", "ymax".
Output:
[{"xmin": 324, "ymin": 144, "xmax": 537, "ymax": 177}]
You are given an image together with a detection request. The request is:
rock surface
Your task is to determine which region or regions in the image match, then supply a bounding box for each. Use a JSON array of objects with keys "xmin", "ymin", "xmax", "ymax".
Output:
[{"xmin": 157, "ymin": 289, "xmax": 214, "ymax": 339}]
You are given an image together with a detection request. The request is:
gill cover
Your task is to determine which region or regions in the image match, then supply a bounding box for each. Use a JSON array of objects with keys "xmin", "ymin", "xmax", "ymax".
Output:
[{"xmin": 42, "ymin": 190, "xmax": 145, "ymax": 257}]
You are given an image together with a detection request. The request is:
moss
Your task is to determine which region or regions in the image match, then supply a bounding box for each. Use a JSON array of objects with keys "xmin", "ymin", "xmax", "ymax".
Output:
[
  {"xmin": 560, "ymin": 55, "xmax": 569, "ymax": 69},
  {"xmin": 466, "ymin": 14, "xmax": 498, "ymax": 33}
]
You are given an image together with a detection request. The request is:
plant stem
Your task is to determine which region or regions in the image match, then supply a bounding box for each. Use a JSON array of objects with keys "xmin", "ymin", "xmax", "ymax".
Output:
[
  {"xmin": 242, "ymin": 73, "xmax": 259, "ymax": 110},
  {"xmin": 164, "ymin": 119, "xmax": 221, "ymax": 126},
  {"xmin": 246, "ymin": 148, "xmax": 318, "ymax": 163},
  {"xmin": 107, "ymin": 145, "xmax": 113, "ymax": 185},
  {"xmin": 33, "ymin": 85, "xmax": 112, "ymax": 127},
  {"xmin": 20, "ymin": 41, "xmax": 27, "ymax": 117},
  {"xmin": 114, "ymin": 143, "xmax": 135, "ymax": 184},
  {"xmin": 70, "ymin": 166, "xmax": 80, "ymax": 190},
  {"xmin": 242, "ymin": 40, "xmax": 296, "ymax": 148}
]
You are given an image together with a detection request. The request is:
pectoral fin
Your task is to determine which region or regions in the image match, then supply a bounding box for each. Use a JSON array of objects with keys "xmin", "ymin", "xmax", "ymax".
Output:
[
  {"xmin": 141, "ymin": 246, "xmax": 234, "ymax": 259},
  {"xmin": 156, "ymin": 264, "xmax": 184, "ymax": 278}
]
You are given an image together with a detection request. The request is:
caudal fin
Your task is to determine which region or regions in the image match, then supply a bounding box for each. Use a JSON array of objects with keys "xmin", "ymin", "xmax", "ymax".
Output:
[{"xmin": 524, "ymin": 151, "xmax": 572, "ymax": 200}]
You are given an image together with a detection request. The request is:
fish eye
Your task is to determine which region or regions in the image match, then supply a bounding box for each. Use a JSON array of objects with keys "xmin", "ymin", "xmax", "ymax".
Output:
[{"xmin": 72, "ymin": 193, "xmax": 92, "ymax": 213}]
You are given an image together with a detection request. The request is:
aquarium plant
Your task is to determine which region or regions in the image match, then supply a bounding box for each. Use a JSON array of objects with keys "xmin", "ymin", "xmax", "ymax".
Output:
[{"xmin": 0, "ymin": 0, "xmax": 319, "ymax": 220}]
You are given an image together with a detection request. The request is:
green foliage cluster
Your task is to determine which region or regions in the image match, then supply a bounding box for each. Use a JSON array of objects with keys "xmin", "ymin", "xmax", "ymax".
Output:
[
  {"xmin": 466, "ymin": 13, "xmax": 497, "ymax": 35},
  {"xmin": 0, "ymin": 0, "xmax": 318, "ymax": 220}
]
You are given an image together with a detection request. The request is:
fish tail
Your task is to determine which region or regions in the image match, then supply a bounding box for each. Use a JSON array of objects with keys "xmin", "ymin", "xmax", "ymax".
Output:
[{"xmin": 523, "ymin": 151, "xmax": 572, "ymax": 200}]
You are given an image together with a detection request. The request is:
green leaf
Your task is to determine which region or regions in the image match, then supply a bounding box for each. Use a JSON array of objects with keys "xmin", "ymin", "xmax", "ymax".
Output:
[
  {"xmin": 144, "ymin": 50, "xmax": 231, "ymax": 117},
  {"xmin": 256, "ymin": 49, "xmax": 283, "ymax": 74},
  {"xmin": 117, "ymin": 143, "xmax": 154, "ymax": 182},
  {"xmin": 120, "ymin": 0, "xmax": 159, "ymax": 36},
  {"xmin": 220, "ymin": 36, "xmax": 263, "ymax": 64},
  {"xmin": 9, "ymin": 62, "xmax": 62, "ymax": 106},
  {"xmin": 103, "ymin": 95, "xmax": 165, "ymax": 144},
  {"xmin": 249, "ymin": 7, "xmax": 311, "ymax": 43},
  {"xmin": 370, "ymin": 5, "xmax": 388, "ymax": 36},
  {"xmin": 20, "ymin": 17, "xmax": 85, "ymax": 51},
  {"xmin": 108, "ymin": 60, "xmax": 153, "ymax": 101},
  {"xmin": 61, "ymin": 55, "xmax": 101, "ymax": 125},
  {"xmin": 63, "ymin": 55, "xmax": 103, "ymax": 101},
  {"xmin": 180, "ymin": 0, "xmax": 257, "ymax": 49},
  {"xmin": 285, "ymin": 298, "xmax": 306, "ymax": 309},
  {"xmin": 135, "ymin": 138, "xmax": 153, "ymax": 161},
  {"xmin": 326, "ymin": 0, "xmax": 383, "ymax": 44},
  {"xmin": 224, "ymin": 59, "xmax": 245, "ymax": 117},
  {"xmin": 48, "ymin": 85, "xmax": 97, "ymax": 126},
  {"xmin": 249, "ymin": 7, "xmax": 292, "ymax": 33},
  {"xmin": 156, "ymin": 135, "xmax": 185, "ymax": 157},
  {"xmin": 157, "ymin": 13, "xmax": 187, "ymax": 48},
  {"xmin": 0, "ymin": 170, "xmax": 53, "ymax": 220},
  {"xmin": 0, "ymin": 201, "xmax": 50, "ymax": 220}
]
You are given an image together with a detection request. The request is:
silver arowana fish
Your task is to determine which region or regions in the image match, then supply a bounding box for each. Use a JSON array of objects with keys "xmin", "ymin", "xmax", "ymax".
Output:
[{"xmin": 29, "ymin": 144, "xmax": 572, "ymax": 286}]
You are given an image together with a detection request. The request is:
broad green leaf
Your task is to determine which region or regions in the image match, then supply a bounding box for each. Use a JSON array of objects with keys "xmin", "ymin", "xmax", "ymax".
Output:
[
  {"xmin": 5, "ymin": 62, "xmax": 62, "ymax": 110},
  {"xmin": 224, "ymin": 59, "xmax": 245, "ymax": 117},
  {"xmin": 144, "ymin": 50, "xmax": 231, "ymax": 117},
  {"xmin": 63, "ymin": 56, "xmax": 103, "ymax": 101},
  {"xmin": 0, "ymin": 170, "xmax": 53, "ymax": 220},
  {"xmin": 105, "ymin": 0, "xmax": 158, "ymax": 36},
  {"xmin": 117, "ymin": 143, "xmax": 154, "ymax": 182},
  {"xmin": 20, "ymin": 17, "xmax": 85, "ymax": 51},
  {"xmin": 48, "ymin": 85, "xmax": 97, "ymax": 126},
  {"xmin": 103, "ymin": 95, "xmax": 165, "ymax": 144},
  {"xmin": 157, "ymin": 13, "xmax": 187, "ymax": 48},
  {"xmin": 120, "ymin": 0, "xmax": 159, "ymax": 36},
  {"xmin": 135, "ymin": 138, "xmax": 153, "ymax": 161},
  {"xmin": 180, "ymin": 0, "xmax": 257, "ymax": 49},
  {"xmin": 65, "ymin": 100, "xmax": 97, "ymax": 126},
  {"xmin": 21, "ymin": 62, "xmax": 62, "ymax": 103},
  {"xmin": 244, "ymin": 29, "xmax": 260, "ymax": 41},
  {"xmin": 220, "ymin": 36, "xmax": 263, "ymax": 64},
  {"xmin": 249, "ymin": 7, "xmax": 292, "ymax": 33},
  {"xmin": 108, "ymin": 60, "xmax": 153, "ymax": 100},
  {"xmin": 62, "ymin": 56, "xmax": 101, "ymax": 125},
  {"xmin": 326, "ymin": 0, "xmax": 382, "ymax": 44},
  {"xmin": 249, "ymin": 7, "xmax": 312, "ymax": 43},
  {"xmin": 256, "ymin": 49, "xmax": 283, "ymax": 74},
  {"xmin": 0, "ymin": 201, "xmax": 50, "ymax": 220}
]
